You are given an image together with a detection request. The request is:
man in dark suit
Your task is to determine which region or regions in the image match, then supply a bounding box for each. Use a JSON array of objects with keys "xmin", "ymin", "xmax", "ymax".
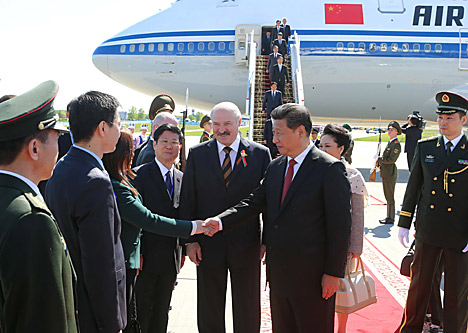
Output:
[
  {"xmin": 133, "ymin": 124, "xmax": 186, "ymax": 333},
  {"xmin": 281, "ymin": 17, "xmax": 291, "ymax": 43},
  {"xmin": 271, "ymin": 19, "xmax": 284, "ymax": 41},
  {"xmin": 0, "ymin": 81, "xmax": 78, "ymax": 332},
  {"xmin": 267, "ymin": 45, "xmax": 282, "ymax": 81},
  {"xmin": 401, "ymin": 115, "xmax": 423, "ymax": 170},
  {"xmin": 204, "ymin": 103, "xmax": 352, "ymax": 333},
  {"xmin": 263, "ymin": 118, "xmax": 279, "ymax": 158},
  {"xmin": 398, "ymin": 91, "xmax": 468, "ymax": 333},
  {"xmin": 46, "ymin": 91, "xmax": 126, "ymax": 333},
  {"xmin": 180, "ymin": 102, "xmax": 271, "ymax": 333},
  {"xmin": 262, "ymin": 82, "xmax": 283, "ymax": 119},
  {"xmin": 272, "ymin": 56, "xmax": 289, "ymax": 94},
  {"xmin": 311, "ymin": 128, "xmax": 321, "ymax": 148},
  {"xmin": 262, "ymin": 30, "xmax": 272, "ymax": 55},
  {"xmin": 273, "ymin": 32, "xmax": 288, "ymax": 57}
]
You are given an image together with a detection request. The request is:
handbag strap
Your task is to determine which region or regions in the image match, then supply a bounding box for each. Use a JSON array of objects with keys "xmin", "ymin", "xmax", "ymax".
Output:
[
  {"xmin": 356, "ymin": 257, "xmax": 373, "ymax": 299},
  {"xmin": 346, "ymin": 259, "xmax": 359, "ymax": 304}
]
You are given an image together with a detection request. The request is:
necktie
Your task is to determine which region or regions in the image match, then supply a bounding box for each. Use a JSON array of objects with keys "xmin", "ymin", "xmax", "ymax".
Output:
[
  {"xmin": 165, "ymin": 170, "xmax": 173, "ymax": 198},
  {"xmin": 222, "ymin": 147, "xmax": 233, "ymax": 188},
  {"xmin": 446, "ymin": 141, "xmax": 453, "ymax": 157},
  {"xmin": 273, "ymin": 91, "xmax": 275, "ymax": 98},
  {"xmin": 281, "ymin": 159, "xmax": 297, "ymax": 204}
]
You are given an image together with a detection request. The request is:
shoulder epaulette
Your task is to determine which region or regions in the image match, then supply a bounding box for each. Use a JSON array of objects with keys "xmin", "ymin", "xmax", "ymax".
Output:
[
  {"xmin": 23, "ymin": 192, "xmax": 52, "ymax": 214},
  {"xmin": 419, "ymin": 135, "xmax": 439, "ymax": 143}
]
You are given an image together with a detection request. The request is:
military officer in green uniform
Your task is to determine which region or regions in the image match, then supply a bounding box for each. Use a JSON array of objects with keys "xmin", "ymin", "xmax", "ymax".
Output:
[
  {"xmin": 199, "ymin": 114, "xmax": 212, "ymax": 143},
  {"xmin": 0, "ymin": 81, "xmax": 78, "ymax": 332},
  {"xmin": 378, "ymin": 121, "xmax": 402, "ymax": 224},
  {"xmin": 398, "ymin": 92, "xmax": 468, "ymax": 333}
]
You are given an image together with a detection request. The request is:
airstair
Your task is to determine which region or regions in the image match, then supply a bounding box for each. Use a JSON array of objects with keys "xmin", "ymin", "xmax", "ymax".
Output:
[{"xmin": 245, "ymin": 32, "xmax": 305, "ymax": 143}]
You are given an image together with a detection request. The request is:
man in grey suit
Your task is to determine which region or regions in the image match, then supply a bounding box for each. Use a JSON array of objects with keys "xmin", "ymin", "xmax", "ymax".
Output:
[{"xmin": 46, "ymin": 91, "xmax": 126, "ymax": 333}]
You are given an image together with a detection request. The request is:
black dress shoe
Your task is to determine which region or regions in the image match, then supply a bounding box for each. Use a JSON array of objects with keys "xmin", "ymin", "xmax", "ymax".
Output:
[{"xmin": 379, "ymin": 218, "xmax": 394, "ymax": 224}]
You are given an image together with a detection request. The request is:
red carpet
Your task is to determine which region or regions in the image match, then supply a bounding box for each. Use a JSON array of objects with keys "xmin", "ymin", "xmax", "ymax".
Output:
[{"xmin": 260, "ymin": 238, "xmax": 407, "ymax": 332}]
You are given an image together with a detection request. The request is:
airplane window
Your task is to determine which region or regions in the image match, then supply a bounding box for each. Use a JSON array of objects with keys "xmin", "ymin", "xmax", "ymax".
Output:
[
  {"xmin": 424, "ymin": 44, "xmax": 431, "ymax": 53},
  {"xmin": 369, "ymin": 43, "xmax": 376, "ymax": 52},
  {"xmin": 208, "ymin": 42, "xmax": 215, "ymax": 51},
  {"xmin": 188, "ymin": 43, "xmax": 194, "ymax": 52},
  {"xmin": 359, "ymin": 43, "xmax": 365, "ymax": 52},
  {"xmin": 219, "ymin": 42, "xmax": 225, "ymax": 51},
  {"xmin": 413, "ymin": 44, "xmax": 420, "ymax": 52},
  {"xmin": 435, "ymin": 44, "xmax": 442, "ymax": 53},
  {"xmin": 198, "ymin": 42, "xmax": 205, "ymax": 51},
  {"xmin": 391, "ymin": 43, "xmax": 398, "ymax": 52},
  {"xmin": 347, "ymin": 42, "xmax": 354, "ymax": 52},
  {"xmin": 380, "ymin": 43, "xmax": 387, "ymax": 52},
  {"xmin": 337, "ymin": 42, "xmax": 344, "ymax": 51},
  {"xmin": 148, "ymin": 44, "xmax": 154, "ymax": 52},
  {"xmin": 178, "ymin": 43, "xmax": 184, "ymax": 52},
  {"xmin": 238, "ymin": 41, "xmax": 246, "ymax": 50},
  {"xmin": 158, "ymin": 43, "xmax": 164, "ymax": 52},
  {"xmin": 168, "ymin": 43, "xmax": 174, "ymax": 52},
  {"xmin": 139, "ymin": 44, "xmax": 145, "ymax": 52},
  {"xmin": 402, "ymin": 43, "xmax": 409, "ymax": 52},
  {"xmin": 229, "ymin": 42, "xmax": 235, "ymax": 51},
  {"xmin": 129, "ymin": 44, "xmax": 135, "ymax": 53},
  {"xmin": 120, "ymin": 45, "xmax": 126, "ymax": 53}
]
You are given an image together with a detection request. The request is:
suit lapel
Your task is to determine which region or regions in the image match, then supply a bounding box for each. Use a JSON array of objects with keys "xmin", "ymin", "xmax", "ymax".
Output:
[
  {"xmin": 173, "ymin": 169, "xmax": 182, "ymax": 208},
  {"xmin": 270, "ymin": 156, "xmax": 288, "ymax": 219},
  {"xmin": 229, "ymin": 138, "xmax": 248, "ymax": 183},
  {"xmin": 432, "ymin": 136, "xmax": 449, "ymax": 175},
  {"xmin": 149, "ymin": 161, "xmax": 173, "ymax": 201}
]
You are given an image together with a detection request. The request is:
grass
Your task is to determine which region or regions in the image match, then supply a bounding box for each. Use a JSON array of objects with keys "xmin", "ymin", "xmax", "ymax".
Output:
[{"xmin": 354, "ymin": 129, "xmax": 437, "ymax": 143}]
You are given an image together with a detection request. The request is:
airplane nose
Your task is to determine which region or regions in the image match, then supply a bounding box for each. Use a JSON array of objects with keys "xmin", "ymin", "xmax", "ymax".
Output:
[{"xmin": 92, "ymin": 45, "xmax": 109, "ymax": 76}]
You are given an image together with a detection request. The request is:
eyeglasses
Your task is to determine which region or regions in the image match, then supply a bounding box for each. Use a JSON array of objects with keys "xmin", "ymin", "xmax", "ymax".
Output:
[{"xmin": 158, "ymin": 139, "xmax": 180, "ymax": 146}]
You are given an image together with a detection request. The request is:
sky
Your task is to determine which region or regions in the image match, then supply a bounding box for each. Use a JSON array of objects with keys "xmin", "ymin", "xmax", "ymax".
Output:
[{"xmin": 0, "ymin": 0, "xmax": 174, "ymax": 112}]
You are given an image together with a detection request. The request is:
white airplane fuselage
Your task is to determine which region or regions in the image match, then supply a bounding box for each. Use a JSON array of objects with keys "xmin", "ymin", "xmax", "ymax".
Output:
[{"xmin": 92, "ymin": 0, "xmax": 468, "ymax": 121}]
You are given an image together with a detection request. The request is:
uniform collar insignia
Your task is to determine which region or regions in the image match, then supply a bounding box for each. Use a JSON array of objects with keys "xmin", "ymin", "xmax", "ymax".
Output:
[
  {"xmin": 461, "ymin": 144, "xmax": 466, "ymax": 150},
  {"xmin": 436, "ymin": 141, "xmax": 441, "ymax": 147}
]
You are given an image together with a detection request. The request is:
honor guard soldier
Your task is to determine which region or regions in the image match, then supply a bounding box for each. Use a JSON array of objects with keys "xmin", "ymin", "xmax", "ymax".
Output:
[
  {"xmin": 199, "ymin": 114, "xmax": 212, "ymax": 143},
  {"xmin": 379, "ymin": 121, "xmax": 402, "ymax": 224},
  {"xmin": 148, "ymin": 94, "xmax": 175, "ymax": 120},
  {"xmin": 0, "ymin": 81, "xmax": 78, "ymax": 332},
  {"xmin": 398, "ymin": 92, "xmax": 468, "ymax": 333}
]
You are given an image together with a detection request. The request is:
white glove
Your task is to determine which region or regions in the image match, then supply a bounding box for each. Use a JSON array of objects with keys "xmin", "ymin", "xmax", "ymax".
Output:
[
  {"xmin": 398, "ymin": 228, "xmax": 410, "ymax": 248},
  {"xmin": 373, "ymin": 154, "xmax": 379, "ymax": 161},
  {"xmin": 462, "ymin": 243, "xmax": 468, "ymax": 253}
]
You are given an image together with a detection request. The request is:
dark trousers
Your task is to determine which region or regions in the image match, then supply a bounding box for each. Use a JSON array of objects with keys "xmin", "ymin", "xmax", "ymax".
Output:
[
  {"xmin": 407, "ymin": 151, "xmax": 415, "ymax": 171},
  {"xmin": 135, "ymin": 268, "xmax": 177, "ymax": 333},
  {"xmin": 196, "ymin": 243, "xmax": 260, "ymax": 333},
  {"xmin": 401, "ymin": 240, "xmax": 468, "ymax": 333},
  {"xmin": 277, "ymin": 81, "xmax": 285, "ymax": 94},
  {"xmin": 123, "ymin": 269, "xmax": 138, "ymax": 333}
]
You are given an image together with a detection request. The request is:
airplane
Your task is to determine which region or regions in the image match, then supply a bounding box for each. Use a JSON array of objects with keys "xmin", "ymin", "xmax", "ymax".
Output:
[{"xmin": 92, "ymin": 0, "xmax": 468, "ymax": 121}]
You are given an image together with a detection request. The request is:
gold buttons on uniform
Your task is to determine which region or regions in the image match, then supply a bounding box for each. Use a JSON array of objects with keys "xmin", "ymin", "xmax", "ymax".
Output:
[
  {"xmin": 433, "ymin": 177, "xmax": 438, "ymax": 181},
  {"xmin": 448, "ymin": 208, "xmax": 452, "ymax": 212},
  {"xmin": 449, "ymin": 193, "xmax": 453, "ymax": 197},
  {"xmin": 451, "ymin": 179, "xmax": 455, "ymax": 183},
  {"xmin": 432, "ymin": 191, "xmax": 436, "ymax": 195},
  {"xmin": 430, "ymin": 205, "xmax": 435, "ymax": 209}
]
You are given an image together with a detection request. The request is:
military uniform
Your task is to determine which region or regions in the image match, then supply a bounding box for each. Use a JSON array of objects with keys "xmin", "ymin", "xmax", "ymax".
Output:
[
  {"xmin": 379, "ymin": 121, "xmax": 402, "ymax": 224},
  {"xmin": 398, "ymin": 91, "xmax": 468, "ymax": 333},
  {"xmin": 0, "ymin": 81, "xmax": 77, "ymax": 332},
  {"xmin": 199, "ymin": 114, "xmax": 212, "ymax": 143},
  {"xmin": 200, "ymin": 131, "xmax": 211, "ymax": 143}
]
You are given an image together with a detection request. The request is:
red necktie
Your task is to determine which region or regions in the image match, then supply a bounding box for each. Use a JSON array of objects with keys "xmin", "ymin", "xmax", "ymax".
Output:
[{"xmin": 281, "ymin": 159, "xmax": 297, "ymax": 205}]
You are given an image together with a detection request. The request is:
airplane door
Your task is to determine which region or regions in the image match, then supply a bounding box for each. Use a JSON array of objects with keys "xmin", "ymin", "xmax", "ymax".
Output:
[
  {"xmin": 378, "ymin": 0, "xmax": 405, "ymax": 13},
  {"xmin": 459, "ymin": 29, "xmax": 468, "ymax": 70},
  {"xmin": 235, "ymin": 25, "xmax": 261, "ymax": 64}
]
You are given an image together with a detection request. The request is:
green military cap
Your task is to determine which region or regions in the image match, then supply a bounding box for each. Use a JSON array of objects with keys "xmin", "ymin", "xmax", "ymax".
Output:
[
  {"xmin": 435, "ymin": 91, "xmax": 468, "ymax": 115},
  {"xmin": 342, "ymin": 124, "xmax": 352, "ymax": 132},
  {"xmin": 199, "ymin": 115, "xmax": 211, "ymax": 128},
  {"xmin": 149, "ymin": 94, "xmax": 175, "ymax": 120},
  {"xmin": 311, "ymin": 128, "xmax": 319, "ymax": 134},
  {"xmin": 388, "ymin": 121, "xmax": 402, "ymax": 135},
  {"xmin": 0, "ymin": 80, "xmax": 68, "ymax": 142}
]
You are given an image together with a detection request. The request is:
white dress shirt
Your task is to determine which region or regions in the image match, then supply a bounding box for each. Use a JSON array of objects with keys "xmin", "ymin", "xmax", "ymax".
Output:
[
  {"xmin": 0, "ymin": 170, "xmax": 42, "ymax": 199},
  {"xmin": 443, "ymin": 132, "xmax": 464, "ymax": 151},
  {"xmin": 284, "ymin": 143, "xmax": 313, "ymax": 180}
]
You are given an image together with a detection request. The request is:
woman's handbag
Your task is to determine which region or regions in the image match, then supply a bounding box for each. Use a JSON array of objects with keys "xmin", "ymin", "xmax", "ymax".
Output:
[
  {"xmin": 335, "ymin": 257, "xmax": 377, "ymax": 314},
  {"xmin": 400, "ymin": 240, "xmax": 415, "ymax": 277}
]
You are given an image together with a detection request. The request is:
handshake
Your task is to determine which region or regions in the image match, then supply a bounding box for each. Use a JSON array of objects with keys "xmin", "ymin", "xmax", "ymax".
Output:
[{"xmin": 194, "ymin": 217, "xmax": 221, "ymax": 237}]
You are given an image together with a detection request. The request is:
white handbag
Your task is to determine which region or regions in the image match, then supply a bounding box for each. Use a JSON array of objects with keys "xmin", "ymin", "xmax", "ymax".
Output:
[{"xmin": 335, "ymin": 257, "xmax": 377, "ymax": 314}]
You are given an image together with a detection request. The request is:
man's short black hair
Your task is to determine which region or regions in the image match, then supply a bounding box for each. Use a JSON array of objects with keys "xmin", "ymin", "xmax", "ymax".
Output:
[
  {"xmin": 153, "ymin": 123, "xmax": 183, "ymax": 144},
  {"xmin": 68, "ymin": 91, "xmax": 120, "ymax": 143},
  {"xmin": 322, "ymin": 124, "xmax": 352, "ymax": 157},
  {"xmin": 271, "ymin": 103, "xmax": 312, "ymax": 135},
  {"xmin": 0, "ymin": 130, "xmax": 49, "ymax": 165}
]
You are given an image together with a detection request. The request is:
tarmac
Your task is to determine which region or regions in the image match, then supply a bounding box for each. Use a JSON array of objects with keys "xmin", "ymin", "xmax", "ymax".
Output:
[{"xmin": 166, "ymin": 131, "xmax": 418, "ymax": 332}]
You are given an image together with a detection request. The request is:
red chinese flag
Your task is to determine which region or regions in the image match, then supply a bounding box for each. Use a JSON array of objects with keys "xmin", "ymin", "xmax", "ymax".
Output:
[{"xmin": 324, "ymin": 4, "xmax": 364, "ymax": 24}]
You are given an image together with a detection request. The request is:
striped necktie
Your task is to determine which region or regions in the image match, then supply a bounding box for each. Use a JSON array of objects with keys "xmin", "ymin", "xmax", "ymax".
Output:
[{"xmin": 222, "ymin": 146, "xmax": 233, "ymax": 188}]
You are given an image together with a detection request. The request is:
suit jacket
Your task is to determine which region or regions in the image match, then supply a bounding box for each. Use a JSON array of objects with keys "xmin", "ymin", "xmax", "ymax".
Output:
[
  {"xmin": 272, "ymin": 64, "xmax": 289, "ymax": 85},
  {"xmin": 180, "ymin": 137, "xmax": 271, "ymax": 268},
  {"xmin": 272, "ymin": 38, "xmax": 288, "ymax": 56},
  {"xmin": 0, "ymin": 174, "xmax": 77, "ymax": 333},
  {"xmin": 45, "ymin": 146, "xmax": 126, "ymax": 333},
  {"xmin": 281, "ymin": 24, "xmax": 291, "ymax": 41},
  {"xmin": 271, "ymin": 26, "xmax": 284, "ymax": 41},
  {"xmin": 58, "ymin": 132, "xmax": 73, "ymax": 160},
  {"xmin": 218, "ymin": 146, "xmax": 352, "ymax": 296},
  {"xmin": 261, "ymin": 35, "xmax": 272, "ymax": 55},
  {"xmin": 399, "ymin": 135, "xmax": 468, "ymax": 250},
  {"xmin": 312, "ymin": 139, "xmax": 321, "ymax": 148},
  {"xmin": 263, "ymin": 119, "xmax": 279, "ymax": 158},
  {"xmin": 135, "ymin": 139, "xmax": 155, "ymax": 166},
  {"xmin": 133, "ymin": 161, "xmax": 185, "ymax": 274},
  {"xmin": 402, "ymin": 124, "xmax": 422, "ymax": 154},
  {"xmin": 267, "ymin": 52, "xmax": 283, "ymax": 73},
  {"xmin": 378, "ymin": 138, "xmax": 401, "ymax": 178},
  {"xmin": 262, "ymin": 90, "xmax": 283, "ymax": 118},
  {"xmin": 111, "ymin": 179, "xmax": 192, "ymax": 270}
]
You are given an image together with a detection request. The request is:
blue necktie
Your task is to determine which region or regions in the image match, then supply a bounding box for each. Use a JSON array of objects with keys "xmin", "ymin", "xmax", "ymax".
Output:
[{"xmin": 165, "ymin": 170, "xmax": 173, "ymax": 198}]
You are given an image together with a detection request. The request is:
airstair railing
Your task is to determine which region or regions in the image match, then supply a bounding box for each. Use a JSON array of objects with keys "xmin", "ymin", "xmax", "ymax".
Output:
[
  {"xmin": 245, "ymin": 30, "xmax": 256, "ymax": 140},
  {"xmin": 289, "ymin": 32, "xmax": 305, "ymax": 105}
]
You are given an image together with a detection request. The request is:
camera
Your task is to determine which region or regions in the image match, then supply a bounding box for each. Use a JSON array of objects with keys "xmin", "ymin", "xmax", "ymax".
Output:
[{"xmin": 409, "ymin": 110, "xmax": 426, "ymax": 130}]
